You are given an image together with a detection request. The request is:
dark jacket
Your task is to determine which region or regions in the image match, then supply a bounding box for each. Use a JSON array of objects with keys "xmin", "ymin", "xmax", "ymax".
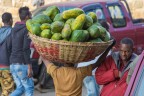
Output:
[
  {"xmin": 9, "ymin": 22, "xmax": 31, "ymax": 64},
  {"xmin": 0, "ymin": 26, "xmax": 12, "ymax": 66}
]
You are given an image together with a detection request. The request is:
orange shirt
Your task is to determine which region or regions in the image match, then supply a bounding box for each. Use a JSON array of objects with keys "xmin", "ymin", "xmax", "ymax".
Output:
[{"xmin": 47, "ymin": 63, "xmax": 92, "ymax": 96}]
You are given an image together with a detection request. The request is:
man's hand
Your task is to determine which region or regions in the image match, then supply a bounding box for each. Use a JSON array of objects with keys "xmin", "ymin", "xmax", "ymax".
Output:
[
  {"xmin": 119, "ymin": 71, "xmax": 122, "ymax": 78},
  {"xmin": 107, "ymin": 39, "xmax": 116, "ymax": 50},
  {"xmin": 28, "ymin": 64, "xmax": 33, "ymax": 78},
  {"xmin": 92, "ymin": 39, "xmax": 116, "ymax": 69},
  {"xmin": 41, "ymin": 57, "xmax": 52, "ymax": 66},
  {"xmin": 38, "ymin": 56, "xmax": 42, "ymax": 65}
]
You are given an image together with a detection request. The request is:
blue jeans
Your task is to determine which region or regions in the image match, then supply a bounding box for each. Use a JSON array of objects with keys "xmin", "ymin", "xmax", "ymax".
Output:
[
  {"xmin": 10, "ymin": 64, "xmax": 34, "ymax": 96},
  {"xmin": 83, "ymin": 76, "xmax": 99, "ymax": 96}
]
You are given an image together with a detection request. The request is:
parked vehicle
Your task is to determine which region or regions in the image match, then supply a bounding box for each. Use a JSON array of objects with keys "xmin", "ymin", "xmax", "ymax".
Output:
[
  {"xmin": 30, "ymin": 0, "xmax": 144, "ymax": 87},
  {"xmin": 31, "ymin": 0, "xmax": 144, "ymax": 55},
  {"xmin": 125, "ymin": 51, "xmax": 144, "ymax": 96}
]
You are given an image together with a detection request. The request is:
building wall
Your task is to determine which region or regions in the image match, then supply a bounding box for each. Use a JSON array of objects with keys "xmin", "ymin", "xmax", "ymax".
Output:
[
  {"xmin": 0, "ymin": 0, "xmax": 71, "ymax": 27},
  {"xmin": 127, "ymin": 0, "xmax": 144, "ymax": 19}
]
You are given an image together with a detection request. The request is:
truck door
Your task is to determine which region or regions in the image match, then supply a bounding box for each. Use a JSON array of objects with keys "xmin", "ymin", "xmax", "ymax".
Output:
[
  {"xmin": 82, "ymin": 3, "xmax": 106, "ymax": 23},
  {"xmin": 107, "ymin": 2, "xmax": 136, "ymax": 49}
]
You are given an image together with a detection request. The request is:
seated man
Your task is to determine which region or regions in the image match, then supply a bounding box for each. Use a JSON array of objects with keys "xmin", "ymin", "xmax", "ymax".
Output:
[{"xmin": 95, "ymin": 38, "xmax": 137, "ymax": 96}]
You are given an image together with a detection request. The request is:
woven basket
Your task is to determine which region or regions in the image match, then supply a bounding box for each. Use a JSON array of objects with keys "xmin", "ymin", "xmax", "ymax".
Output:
[{"xmin": 29, "ymin": 32, "xmax": 113, "ymax": 64}]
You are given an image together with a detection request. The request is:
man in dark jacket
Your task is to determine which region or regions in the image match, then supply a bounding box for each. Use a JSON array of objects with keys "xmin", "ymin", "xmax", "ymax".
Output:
[
  {"xmin": 0, "ymin": 12, "xmax": 14, "ymax": 96},
  {"xmin": 9, "ymin": 7, "xmax": 34, "ymax": 96}
]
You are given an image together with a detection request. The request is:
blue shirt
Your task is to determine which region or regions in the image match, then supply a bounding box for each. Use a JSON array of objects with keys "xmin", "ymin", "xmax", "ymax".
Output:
[
  {"xmin": 0, "ymin": 26, "xmax": 12, "ymax": 45},
  {"xmin": 0, "ymin": 26, "xmax": 12, "ymax": 66}
]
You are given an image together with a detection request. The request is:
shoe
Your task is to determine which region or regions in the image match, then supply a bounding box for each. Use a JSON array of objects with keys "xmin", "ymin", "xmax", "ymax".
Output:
[
  {"xmin": 33, "ymin": 78, "xmax": 38, "ymax": 85},
  {"xmin": 35, "ymin": 86, "xmax": 49, "ymax": 93}
]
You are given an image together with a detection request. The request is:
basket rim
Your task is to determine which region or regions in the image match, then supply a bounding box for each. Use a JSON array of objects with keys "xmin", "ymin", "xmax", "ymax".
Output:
[{"xmin": 29, "ymin": 32, "xmax": 113, "ymax": 46}]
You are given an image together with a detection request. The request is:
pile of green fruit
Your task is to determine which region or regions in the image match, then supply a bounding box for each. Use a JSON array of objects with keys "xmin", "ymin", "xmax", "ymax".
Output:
[{"xmin": 26, "ymin": 6, "xmax": 110, "ymax": 42}]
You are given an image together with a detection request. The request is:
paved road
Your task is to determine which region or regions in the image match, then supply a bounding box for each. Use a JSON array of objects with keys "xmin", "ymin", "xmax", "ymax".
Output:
[
  {"xmin": 0, "ymin": 86, "xmax": 87, "ymax": 96},
  {"xmin": 34, "ymin": 86, "xmax": 87, "ymax": 96}
]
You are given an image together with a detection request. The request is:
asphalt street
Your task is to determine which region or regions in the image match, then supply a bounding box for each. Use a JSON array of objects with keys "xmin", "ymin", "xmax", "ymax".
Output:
[
  {"xmin": 34, "ymin": 86, "xmax": 87, "ymax": 96},
  {"xmin": 0, "ymin": 86, "xmax": 87, "ymax": 96}
]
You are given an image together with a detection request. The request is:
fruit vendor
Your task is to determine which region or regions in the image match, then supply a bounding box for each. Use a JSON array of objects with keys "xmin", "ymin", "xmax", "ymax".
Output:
[{"xmin": 41, "ymin": 40, "xmax": 115, "ymax": 96}]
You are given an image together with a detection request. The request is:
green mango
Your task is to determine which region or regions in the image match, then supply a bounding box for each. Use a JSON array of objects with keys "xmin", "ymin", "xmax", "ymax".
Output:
[
  {"xmin": 88, "ymin": 24, "xmax": 100, "ymax": 39},
  {"xmin": 62, "ymin": 8, "xmax": 84, "ymax": 19},
  {"xmin": 32, "ymin": 14, "xmax": 52, "ymax": 24},
  {"xmin": 40, "ymin": 29, "xmax": 52, "ymax": 39},
  {"xmin": 61, "ymin": 24, "xmax": 72, "ymax": 39},
  {"xmin": 26, "ymin": 19, "xmax": 33, "ymax": 32},
  {"xmin": 87, "ymin": 12, "xmax": 97, "ymax": 23},
  {"xmin": 70, "ymin": 30, "xmax": 88, "ymax": 42},
  {"xmin": 71, "ymin": 14, "xmax": 86, "ymax": 31},
  {"xmin": 43, "ymin": 6, "xmax": 60, "ymax": 20},
  {"xmin": 40, "ymin": 23, "xmax": 51, "ymax": 30},
  {"xmin": 31, "ymin": 23, "xmax": 42, "ymax": 36},
  {"xmin": 53, "ymin": 13, "xmax": 65, "ymax": 22},
  {"xmin": 51, "ymin": 21, "xmax": 64, "ymax": 33},
  {"xmin": 51, "ymin": 33, "xmax": 62, "ymax": 40},
  {"xmin": 83, "ymin": 15, "xmax": 93, "ymax": 29}
]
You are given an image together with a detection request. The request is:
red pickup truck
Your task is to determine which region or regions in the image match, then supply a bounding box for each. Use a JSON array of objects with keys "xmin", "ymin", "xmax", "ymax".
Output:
[
  {"xmin": 31, "ymin": 0, "xmax": 144, "ymax": 77},
  {"xmin": 125, "ymin": 51, "xmax": 144, "ymax": 96}
]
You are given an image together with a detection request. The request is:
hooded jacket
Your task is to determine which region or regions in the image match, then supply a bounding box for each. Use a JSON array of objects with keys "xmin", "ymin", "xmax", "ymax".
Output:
[{"xmin": 9, "ymin": 22, "xmax": 31, "ymax": 64}]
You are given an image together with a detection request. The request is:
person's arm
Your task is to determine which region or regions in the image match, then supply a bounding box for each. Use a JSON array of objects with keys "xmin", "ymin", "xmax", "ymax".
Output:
[
  {"xmin": 95, "ymin": 56, "xmax": 119, "ymax": 85},
  {"xmin": 78, "ymin": 65, "xmax": 92, "ymax": 79},
  {"xmin": 23, "ymin": 30, "xmax": 32, "ymax": 77},
  {"xmin": 6, "ymin": 33, "xmax": 12, "ymax": 54},
  {"xmin": 23, "ymin": 31, "xmax": 31, "ymax": 64},
  {"xmin": 41, "ymin": 57, "xmax": 58, "ymax": 77},
  {"xmin": 126, "ymin": 56, "xmax": 139, "ymax": 84},
  {"xmin": 41, "ymin": 57, "xmax": 53, "ymax": 67},
  {"xmin": 91, "ymin": 39, "xmax": 116, "ymax": 70}
]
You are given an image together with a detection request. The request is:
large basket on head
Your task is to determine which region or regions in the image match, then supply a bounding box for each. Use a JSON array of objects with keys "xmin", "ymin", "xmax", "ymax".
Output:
[{"xmin": 29, "ymin": 32, "xmax": 113, "ymax": 64}]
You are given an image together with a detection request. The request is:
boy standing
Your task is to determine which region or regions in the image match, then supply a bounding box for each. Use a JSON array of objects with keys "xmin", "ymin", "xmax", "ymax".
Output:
[
  {"xmin": 0, "ymin": 12, "xmax": 14, "ymax": 96},
  {"xmin": 9, "ymin": 7, "xmax": 34, "ymax": 96}
]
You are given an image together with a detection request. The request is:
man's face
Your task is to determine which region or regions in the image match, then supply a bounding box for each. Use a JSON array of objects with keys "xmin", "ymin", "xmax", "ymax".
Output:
[{"xmin": 119, "ymin": 44, "xmax": 133, "ymax": 62}]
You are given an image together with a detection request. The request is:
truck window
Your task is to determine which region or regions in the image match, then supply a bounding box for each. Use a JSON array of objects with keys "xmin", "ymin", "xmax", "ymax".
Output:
[
  {"xmin": 32, "ymin": 6, "xmax": 75, "ymax": 17},
  {"xmin": 85, "ymin": 8, "xmax": 105, "ymax": 22},
  {"xmin": 59, "ymin": 6, "xmax": 75, "ymax": 12},
  {"xmin": 108, "ymin": 5, "xmax": 126, "ymax": 28},
  {"xmin": 82, "ymin": 4, "xmax": 106, "ymax": 22}
]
